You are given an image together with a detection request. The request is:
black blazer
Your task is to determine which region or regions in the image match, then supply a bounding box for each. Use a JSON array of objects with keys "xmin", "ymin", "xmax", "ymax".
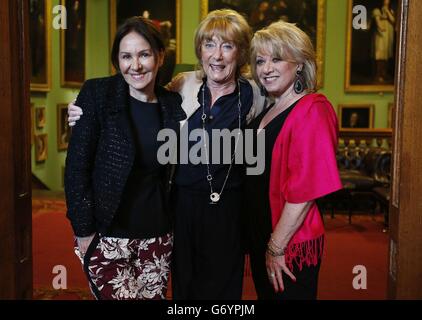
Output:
[{"xmin": 65, "ymin": 74, "xmax": 186, "ymax": 237}]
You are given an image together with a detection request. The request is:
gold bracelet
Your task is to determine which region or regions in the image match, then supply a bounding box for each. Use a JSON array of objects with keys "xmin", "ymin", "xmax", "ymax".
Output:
[
  {"xmin": 267, "ymin": 243, "xmax": 285, "ymax": 257},
  {"xmin": 269, "ymin": 236, "xmax": 283, "ymax": 251}
]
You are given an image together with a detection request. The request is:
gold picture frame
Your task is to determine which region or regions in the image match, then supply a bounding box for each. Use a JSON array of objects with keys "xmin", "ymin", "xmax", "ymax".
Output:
[
  {"xmin": 60, "ymin": 0, "xmax": 86, "ymax": 88},
  {"xmin": 29, "ymin": 0, "xmax": 52, "ymax": 92},
  {"xmin": 345, "ymin": 0, "xmax": 397, "ymax": 92},
  {"xmin": 201, "ymin": 0, "xmax": 326, "ymax": 88},
  {"xmin": 35, "ymin": 133, "xmax": 48, "ymax": 162},
  {"xmin": 35, "ymin": 106, "xmax": 46, "ymax": 129},
  {"xmin": 109, "ymin": 0, "xmax": 181, "ymax": 84},
  {"xmin": 57, "ymin": 104, "xmax": 72, "ymax": 151},
  {"xmin": 338, "ymin": 104, "xmax": 375, "ymax": 130}
]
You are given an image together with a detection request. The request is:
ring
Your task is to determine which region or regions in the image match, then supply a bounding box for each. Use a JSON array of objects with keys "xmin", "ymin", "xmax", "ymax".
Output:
[{"xmin": 270, "ymin": 272, "xmax": 275, "ymax": 277}]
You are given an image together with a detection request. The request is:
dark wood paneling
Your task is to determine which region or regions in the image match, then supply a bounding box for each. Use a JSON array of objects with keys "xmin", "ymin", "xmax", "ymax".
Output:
[
  {"xmin": 388, "ymin": 0, "xmax": 422, "ymax": 299},
  {"xmin": 0, "ymin": 0, "xmax": 18, "ymax": 299},
  {"xmin": 0, "ymin": 0, "xmax": 32, "ymax": 299}
]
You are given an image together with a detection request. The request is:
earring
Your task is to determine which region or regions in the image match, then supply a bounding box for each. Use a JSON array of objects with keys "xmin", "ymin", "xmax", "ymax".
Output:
[{"xmin": 294, "ymin": 69, "xmax": 305, "ymax": 94}]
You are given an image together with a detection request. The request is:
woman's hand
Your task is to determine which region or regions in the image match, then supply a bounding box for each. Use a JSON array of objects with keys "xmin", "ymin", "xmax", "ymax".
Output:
[
  {"xmin": 76, "ymin": 233, "xmax": 96, "ymax": 257},
  {"xmin": 68, "ymin": 100, "xmax": 83, "ymax": 127},
  {"xmin": 266, "ymin": 251, "xmax": 296, "ymax": 293}
]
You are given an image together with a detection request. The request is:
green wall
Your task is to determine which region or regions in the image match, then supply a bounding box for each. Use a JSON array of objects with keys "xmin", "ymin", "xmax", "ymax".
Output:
[
  {"xmin": 32, "ymin": 0, "xmax": 393, "ymax": 190},
  {"xmin": 319, "ymin": 0, "xmax": 393, "ymax": 128},
  {"xmin": 31, "ymin": 0, "xmax": 109, "ymax": 190}
]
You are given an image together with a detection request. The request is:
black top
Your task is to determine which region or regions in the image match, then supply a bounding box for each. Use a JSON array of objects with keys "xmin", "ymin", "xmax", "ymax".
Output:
[
  {"xmin": 243, "ymin": 99, "xmax": 299, "ymax": 252},
  {"xmin": 65, "ymin": 74, "xmax": 186, "ymax": 237},
  {"xmin": 107, "ymin": 97, "xmax": 170, "ymax": 238},
  {"xmin": 175, "ymin": 78, "xmax": 253, "ymax": 191}
]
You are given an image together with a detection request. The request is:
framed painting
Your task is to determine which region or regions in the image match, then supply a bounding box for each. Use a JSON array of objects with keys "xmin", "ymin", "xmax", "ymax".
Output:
[
  {"xmin": 338, "ymin": 104, "xmax": 375, "ymax": 130},
  {"xmin": 35, "ymin": 133, "xmax": 48, "ymax": 162},
  {"xmin": 201, "ymin": 0, "xmax": 326, "ymax": 88},
  {"xmin": 60, "ymin": 0, "xmax": 86, "ymax": 88},
  {"xmin": 29, "ymin": 0, "xmax": 52, "ymax": 92},
  {"xmin": 57, "ymin": 104, "xmax": 72, "ymax": 151},
  {"xmin": 109, "ymin": 0, "xmax": 181, "ymax": 85},
  {"xmin": 35, "ymin": 106, "xmax": 46, "ymax": 129},
  {"xmin": 345, "ymin": 0, "xmax": 398, "ymax": 92}
]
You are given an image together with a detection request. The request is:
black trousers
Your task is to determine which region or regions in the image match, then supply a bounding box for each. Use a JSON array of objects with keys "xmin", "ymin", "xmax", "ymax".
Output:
[
  {"xmin": 249, "ymin": 245, "xmax": 322, "ymax": 300},
  {"xmin": 172, "ymin": 186, "xmax": 244, "ymax": 300}
]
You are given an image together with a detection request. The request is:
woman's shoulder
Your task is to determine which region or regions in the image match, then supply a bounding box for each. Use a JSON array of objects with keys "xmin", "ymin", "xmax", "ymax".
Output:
[
  {"xmin": 156, "ymin": 85, "xmax": 182, "ymax": 103},
  {"xmin": 79, "ymin": 74, "xmax": 124, "ymax": 94},
  {"xmin": 372, "ymin": 8, "xmax": 382, "ymax": 17},
  {"xmin": 166, "ymin": 71, "xmax": 202, "ymax": 92},
  {"xmin": 291, "ymin": 93, "xmax": 336, "ymax": 122},
  {"xmin": 156, "ymin": 86, "xmax": 186, "ymax": 121},
  {"xmin": 82, "ymin": 74, "xmax": 119, "ymax": 86}
]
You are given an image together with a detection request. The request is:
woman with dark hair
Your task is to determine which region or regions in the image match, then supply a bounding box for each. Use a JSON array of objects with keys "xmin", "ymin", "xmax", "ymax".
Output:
[
  {"xmin": 69, "ymin": 10, "xmax": 266, "ymax": 300},
  {"xmin": 65, "ymin": 16, "xmax": 185, "ymax": 300}
]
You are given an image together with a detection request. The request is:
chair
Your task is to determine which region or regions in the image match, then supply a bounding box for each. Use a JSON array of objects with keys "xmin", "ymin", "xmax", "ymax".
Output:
[{"xmin": 372, "ymin": 151, "xmax": 391, "ymax": 229}]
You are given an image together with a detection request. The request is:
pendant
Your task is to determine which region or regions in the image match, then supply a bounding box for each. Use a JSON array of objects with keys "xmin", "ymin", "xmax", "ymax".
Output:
[{"xmin": 210, "ymin": 192, "xmax": 220, "ymax": 203}]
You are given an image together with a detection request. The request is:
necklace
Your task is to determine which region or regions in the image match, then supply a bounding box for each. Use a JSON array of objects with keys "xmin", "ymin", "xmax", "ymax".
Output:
[{"xmin": 201, "ymin": 81, "xmax": 242, "ymax": 204}]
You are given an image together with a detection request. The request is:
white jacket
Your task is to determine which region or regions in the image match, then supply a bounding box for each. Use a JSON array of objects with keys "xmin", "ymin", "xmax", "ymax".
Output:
[{"xmin": 166, "ymin": 71, "xmax": 267, "ymax": 127}]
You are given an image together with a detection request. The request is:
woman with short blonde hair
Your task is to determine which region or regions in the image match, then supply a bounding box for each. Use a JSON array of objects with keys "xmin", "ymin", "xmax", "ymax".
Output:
[{"xmin": 243, "ymin": 21, "xmax": 341, "ymax": 299}]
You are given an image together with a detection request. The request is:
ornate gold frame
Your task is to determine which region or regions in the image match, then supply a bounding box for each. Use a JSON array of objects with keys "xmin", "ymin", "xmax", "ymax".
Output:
[
  {"xmin": 345, "ymin": 0, "xmax": 395, "ymax": 92},
  {"xmin": 109, "ymin": 0, "xmax": 182, "ymax": 73},
  {"xmin": 35, "ymin": 133, "xmax": 48, "ymax": 162},
  {"xmin": 60, "ymin": 0, "xmax": 87, "ymax": 88},
  {"xmin": 338, "ymin": 103, "xmax": 375, "ymax": 131},
  {"xmin": 57, "ymin": 103, "xmax": 70, "ymax": 151},
  {"xmin": 200, "ymin": 0, "xmax": 326, "ymax": 88},
  {"xmin": 30, "ymin": 0, "xmax": 52, "ymax": 92}
]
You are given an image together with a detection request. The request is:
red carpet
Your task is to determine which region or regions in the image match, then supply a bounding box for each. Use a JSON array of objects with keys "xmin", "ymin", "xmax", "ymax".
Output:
[
  {"xmin": 318, "ymin": 214, "xmax": 388, "ymax": 299},
  {"xmin": 32, "ymin": 196, "xmax": 388, "ymax": 300}
]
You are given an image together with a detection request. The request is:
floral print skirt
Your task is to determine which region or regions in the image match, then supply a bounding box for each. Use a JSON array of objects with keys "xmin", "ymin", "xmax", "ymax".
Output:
[{"xmin": 74, "ymin": 233, "xmax": 173, "ymax": 300}]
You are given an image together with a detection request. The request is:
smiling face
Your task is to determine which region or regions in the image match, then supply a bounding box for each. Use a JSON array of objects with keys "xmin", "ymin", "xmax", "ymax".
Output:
[
  {"xmin": 255, "ymin": 49, "xmax": 298, "ymax": 97},
  {"xmin": 201, "ymin": 35, "xmax": 239, "ymax": 85},
  {"xmin": 118, "ymin": 31, "xmax": 163, "ymax": 99}
]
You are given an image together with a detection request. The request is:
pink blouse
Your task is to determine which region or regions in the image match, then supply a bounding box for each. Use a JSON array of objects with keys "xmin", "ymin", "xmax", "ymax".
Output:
[{"xmin": 269, "ymin": 93, "xmax": 342, "ymax": 270}]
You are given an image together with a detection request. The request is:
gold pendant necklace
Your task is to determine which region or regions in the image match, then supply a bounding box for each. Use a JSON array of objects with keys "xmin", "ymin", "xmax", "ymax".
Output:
[{"xmin": 201, "ymin": 80, "xmax": 242, "ymax": 204}]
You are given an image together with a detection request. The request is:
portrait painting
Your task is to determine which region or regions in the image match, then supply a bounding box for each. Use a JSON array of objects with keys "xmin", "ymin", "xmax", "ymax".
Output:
[
  {"xmin": 35, "ymin": 107, "xmax": 46, "ymax": 129},
  {"xmin": 35, "ymin": 134, "xmax": 48, "ymax": 162},
  {"xmin": 29, "ymin": 0, "xmax": 51, "ymax": 92},
  {"xmin": 202, "ymin": 0, "xmax": 326, "ymax": 87},
  {"xmin": 345, "ymin": 0, "xmax": 398, "ymax": 92},
  {"xmin": 338, "ymin": 104, "xmax": 375, "ymax": 130},
  {"xmin": 61, "ymin": 0, "xmax": 86, "ymax": 87},
  {"xmin": 109, "ymin": 0, "xmax": 181, "ymax": 85},
  {"xmin": 57, "ymin": 104, "xmax": 72, "ymax": 151}
]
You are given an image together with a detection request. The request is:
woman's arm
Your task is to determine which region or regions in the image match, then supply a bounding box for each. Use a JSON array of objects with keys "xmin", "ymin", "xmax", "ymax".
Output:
[
  {"xmin": 65, "ymin": 79, "xmax": 100, "ymax": 238},
  {"xmin": 68, "ymin": 72, "xmax": 186, "ymax": 127},
  {"xmin": 266, "ymin": 201, "xmax": 313, "ymax": 292}
]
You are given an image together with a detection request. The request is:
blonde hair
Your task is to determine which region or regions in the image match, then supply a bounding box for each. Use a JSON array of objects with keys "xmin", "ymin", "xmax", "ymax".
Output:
[
  {"xmin": 250, "ymin": 21, "xmax": 317, "ymax": 92},
  {"xmin": 194, "ymin": 9, "xmax": 252, "ymax": 78}
]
